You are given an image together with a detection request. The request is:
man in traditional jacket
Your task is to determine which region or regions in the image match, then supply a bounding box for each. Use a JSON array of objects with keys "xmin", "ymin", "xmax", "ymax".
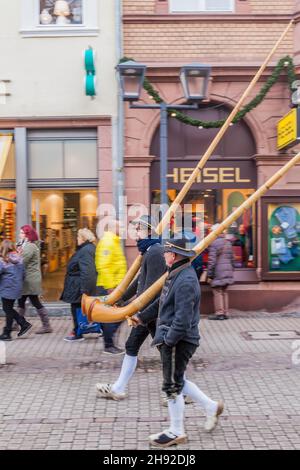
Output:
[{"xmin": 132, "ymin": 235, "xmax": 224, "ymax": 447}]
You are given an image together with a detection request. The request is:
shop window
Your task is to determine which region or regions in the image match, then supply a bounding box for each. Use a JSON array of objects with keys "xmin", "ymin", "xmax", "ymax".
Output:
[
  {"xmin": 152, "ymin": 188, "xmax": 256, "ymax": 269},
  {"xmin": 0, "ymin": 190, "xmax": 16, "ymax": 243},
  {"xmin": 21, "ymin": 0, "xmax": 99, "ymax": 37},
  {"xmin": 170, "ymin": 0, "xmax": 234, "ymax": 13},
  {"xmin": 262, "ymin": 197, "xmax": 300, "ymax": 280},
  {"xmin": 29, "ymin": 139, "xmax": 97, "ymax": 179},
  {"xmin": 0, "ymin": 136, "xmax": 15, "ymax": 180},
  {"xmin": 0, "ymin": 135, "xmax": 16, "ymax": 243},
  {"xmin": 31, "ymin": 189, "xmax": 98, "ymax": 301}
]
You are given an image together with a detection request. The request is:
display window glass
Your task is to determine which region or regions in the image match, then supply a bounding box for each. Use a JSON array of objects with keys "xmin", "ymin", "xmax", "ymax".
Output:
[
  {"xmin": 0, "ymin": 190, "xmax": 16, "ymax": 243},
  {"xmin": 267, "ymin": 203, "xmax": 300, "ymax": 273},
  {"xmin": 31, "ymin": 189, "xmax": 98, "ymax": 301},
  {"xmin": 152, "ymin": 187, "xmax": 256, "ymax": 268}
]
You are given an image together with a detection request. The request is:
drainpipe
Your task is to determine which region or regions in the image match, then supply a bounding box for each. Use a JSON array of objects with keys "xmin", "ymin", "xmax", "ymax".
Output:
[{"xmin": 112, "ymin": 0, "xmax": 125, "ymax": 222}]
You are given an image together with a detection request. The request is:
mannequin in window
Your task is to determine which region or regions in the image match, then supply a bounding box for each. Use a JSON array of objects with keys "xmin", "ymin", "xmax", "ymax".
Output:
[{"xmin": 43, "ymin": 0, "xmax": 82, "ymax": 24}]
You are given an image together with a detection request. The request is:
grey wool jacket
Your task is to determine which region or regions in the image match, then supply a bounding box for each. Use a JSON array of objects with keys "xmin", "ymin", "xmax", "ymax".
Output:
[{"xmin": 139, "ymin": 259, "xmax": 201, "ymax": 348}]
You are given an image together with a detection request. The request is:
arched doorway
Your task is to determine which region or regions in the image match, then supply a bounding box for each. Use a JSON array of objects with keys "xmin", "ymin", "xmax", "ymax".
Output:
[{"xmin": 150, "ymin": 104, "xmax": 257, "ymax": 269}]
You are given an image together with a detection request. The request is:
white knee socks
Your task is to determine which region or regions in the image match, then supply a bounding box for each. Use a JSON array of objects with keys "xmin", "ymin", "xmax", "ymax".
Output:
[
  {"xmin": 182, "ymin": 379, "xmax": 217, "ymax": 416},
  {"xmin": 168, "ymin": 393, "xmax": 185, "ymax": 436},
  {"xmin": 111, "ymin": 354, "xmax": 138, "ymax": 394}
]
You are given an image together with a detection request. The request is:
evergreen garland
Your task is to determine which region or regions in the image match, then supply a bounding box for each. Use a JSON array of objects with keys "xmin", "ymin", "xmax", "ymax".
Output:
[{"xmin": 120, "ymin": 56, "xmax": 297, "ymax": 128}]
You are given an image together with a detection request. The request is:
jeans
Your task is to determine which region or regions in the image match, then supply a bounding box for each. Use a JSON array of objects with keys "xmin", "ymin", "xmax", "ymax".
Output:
[
  {"xmin": 2, "ymin": 297, "xmax": 27, "ymax": 333},
  {"xmin": 71, "ymin": 302, "xmax": 82, "ymax": 337},
  {"xmin": 125, "ymin": 321, "xmax": 156, "ymax": 357},
  {"xmin": 160, "ymin": 341, "xmax": 197, "ymax": 398},
  {"xmin": 18, "ymin": 295, "xmax": 43, "ymax": 310},
  {"xmin": 212, "ymin": 286, "xmax": 229, "ymax": 315},
  {"xmin": 95, "ymin": 286, "xmax": 120, "ymax": 348}
]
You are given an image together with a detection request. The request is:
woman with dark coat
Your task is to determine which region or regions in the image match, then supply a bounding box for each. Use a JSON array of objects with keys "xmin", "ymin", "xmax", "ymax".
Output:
[
  {"xmin": 0, "ymin": 240, "xmax": 32, "ymax": 341},
  {"xmin": 61, "ymin": 228, "xmax": 97, "ymax": 342},
  {"xmin": 17, "ymin": 225, "xmax": 52, "ymax": 334},
  {"xmin": 207, "ymin": 224, "xmax": 235, "ymax": 320}
]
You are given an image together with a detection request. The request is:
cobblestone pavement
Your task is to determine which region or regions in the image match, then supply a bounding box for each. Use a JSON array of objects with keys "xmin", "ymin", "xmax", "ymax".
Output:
[{"xmin": 1, "ymin": 312, "xmax": 300, "ymax": 450}]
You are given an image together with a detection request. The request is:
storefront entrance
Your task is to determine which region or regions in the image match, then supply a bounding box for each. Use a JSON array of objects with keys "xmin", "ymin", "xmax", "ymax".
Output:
[
  {"xmin": 150, "ymin": 104, "xmax": 257, "ymax": 274},
  {"xmin": 31, "ymin": 189, "xmax": 98, "ymax": 301}
]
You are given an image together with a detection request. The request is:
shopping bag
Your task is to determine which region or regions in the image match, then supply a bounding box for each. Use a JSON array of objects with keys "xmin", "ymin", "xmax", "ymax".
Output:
[{"xmin": 76, "ymin": 308, "xmax": 102, "ymax": 337}]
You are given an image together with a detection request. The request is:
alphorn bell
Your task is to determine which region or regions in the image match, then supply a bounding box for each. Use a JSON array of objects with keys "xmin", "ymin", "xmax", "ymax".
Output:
[
  {"xmin": 82, "ymin": 151, "xmax": 300, "ymax": 323},
  {"xmin": 94, "ymin": 19, "xmax": 294, "ymax": 307}
]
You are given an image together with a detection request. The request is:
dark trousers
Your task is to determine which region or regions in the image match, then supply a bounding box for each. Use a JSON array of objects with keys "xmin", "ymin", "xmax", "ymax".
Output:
[
  {"xmin": 160, "ymin": 341, "xmax": 197, "ymax": 398},
  {"xmin": 18, "ymin": 295, "xmax": 43, "ymax": 310},
  {"xmin": 71, "ymin": 302, "xmax": 81, "ymax": 337},
  {"xmin": 96, "ymin": 286, "xmax": 120, "ymax": 348},
  {"xmin": 2, "ymin": 298, "xmax": 27, "ymax": 333},
  {"xmin": 125, "ymin": 321, "xmax": 156, "ymax": 357}
]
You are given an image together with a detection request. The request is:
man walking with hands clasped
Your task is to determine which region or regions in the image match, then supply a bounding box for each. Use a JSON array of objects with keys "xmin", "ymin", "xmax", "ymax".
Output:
[{"xmin": 131, "ymin": 234, "xmax": 224, "ymax": 447}]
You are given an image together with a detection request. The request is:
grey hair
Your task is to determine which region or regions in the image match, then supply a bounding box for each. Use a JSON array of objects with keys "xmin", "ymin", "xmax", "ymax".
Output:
[{"xmin": 78, "ymin": 228, "xmax": 96, "ymax": 243}]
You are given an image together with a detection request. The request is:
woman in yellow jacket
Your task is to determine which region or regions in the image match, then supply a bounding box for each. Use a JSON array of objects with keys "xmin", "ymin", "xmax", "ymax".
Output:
[{"xmin": 95, "ymin": 219, "xmax": 127, "ymax": 355}]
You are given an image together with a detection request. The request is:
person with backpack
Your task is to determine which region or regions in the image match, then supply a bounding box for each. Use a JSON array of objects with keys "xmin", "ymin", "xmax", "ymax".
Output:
[{"xmin": 0, "ymin": 240, "xmax": 32, "ymax": 341}]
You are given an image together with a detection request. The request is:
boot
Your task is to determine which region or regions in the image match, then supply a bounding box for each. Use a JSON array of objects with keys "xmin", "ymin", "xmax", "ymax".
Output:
[
  {"xmin": 12, "ymin": 308, "xmax": 25, "ymax": 331},
  {"xmin": 0, "ymin": 327, "xmax": 12, "ymax": 341},
  {"xmin": 35, "ymin": 307, "xmax": 53, "ymax": 334}
]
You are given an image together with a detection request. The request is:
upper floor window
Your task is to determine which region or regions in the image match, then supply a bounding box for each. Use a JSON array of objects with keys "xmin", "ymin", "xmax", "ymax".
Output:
[
  {"xmin": 39, "ymin": 1, "xmax": 83, "ymax": 26},
  {"xmin": 21, "ymin": 0, "xmax": 99, "ymax": 37},
  {"xmin": 170, "ymin": 0, "xmax": 234, "ymax": 13}
]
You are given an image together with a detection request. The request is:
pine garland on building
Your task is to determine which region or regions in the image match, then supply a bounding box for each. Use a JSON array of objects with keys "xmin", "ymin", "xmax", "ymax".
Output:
[{"xmin": 120, "ymin": 56, "xmax": 297, "ymax": 129}]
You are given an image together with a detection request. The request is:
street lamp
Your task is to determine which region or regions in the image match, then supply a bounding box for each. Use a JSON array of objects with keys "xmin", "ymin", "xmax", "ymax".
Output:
[
  {"xmin": 117, "ymin": 61, "xmax": 211, "ymax": 207},
  {"xmin": 180, "ymin": 63, "xmax": 211, "ymax": 102}
]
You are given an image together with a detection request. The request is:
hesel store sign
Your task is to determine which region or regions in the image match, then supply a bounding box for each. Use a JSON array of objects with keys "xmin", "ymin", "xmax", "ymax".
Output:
[{"xmin": 151, "ymin": 160, "xmax": 256, "ymax": 189}]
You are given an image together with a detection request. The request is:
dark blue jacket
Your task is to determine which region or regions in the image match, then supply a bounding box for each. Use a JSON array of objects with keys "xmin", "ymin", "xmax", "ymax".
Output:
[
  {"xmin": 0, "ymin": 253, "xmax": 24, "ymax": 300},
  {"xmin": 60, "ymin": 241, "xmax": 97, "ymax": 304},
  {"xmin": 139, "ymin": 259, "xmax": 201, "ymax": 348},
  {"xmin": 122, "ymin": 242, "xmax": 166, "ymax": 304}
]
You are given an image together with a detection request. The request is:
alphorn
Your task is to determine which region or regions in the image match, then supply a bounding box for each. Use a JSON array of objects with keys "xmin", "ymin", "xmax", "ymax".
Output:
[
  {"xmin": 98, "ymin": 19, "xmax": 294, "ymax": 306},
  {"xmin": 82, "ymin": 151, "xmax": 300, "ymax": 323}
]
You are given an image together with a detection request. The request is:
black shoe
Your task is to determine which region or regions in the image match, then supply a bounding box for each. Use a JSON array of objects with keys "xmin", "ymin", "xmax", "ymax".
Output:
[
  {"xmin": 208, "ymin": 314, "xmax": 228, "ymax": 321},
  {"xmin": 103, "ymin": 346, "xmax": 125, "ymax": 356},
  {"xmin": 0, "ymin": 332, "xmax": 12, "ymax": 341},
  {"xmin": 17, "ymin": 322, "xmax": 32, "ymax": 337},
  {"xmin": 149, "ymin": 430, "xmax": 187, "ymax": 448}
]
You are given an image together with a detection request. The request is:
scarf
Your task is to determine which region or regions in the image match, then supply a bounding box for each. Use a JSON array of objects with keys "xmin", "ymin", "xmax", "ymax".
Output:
[{"xmin": 137, "ymin": 238, "xmax": 161, "ymax": 254}]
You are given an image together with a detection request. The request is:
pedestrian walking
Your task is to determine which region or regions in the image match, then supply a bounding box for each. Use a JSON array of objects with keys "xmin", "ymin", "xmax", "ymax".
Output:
[
  {"xmin": 0, "ymin": 240, "xmax": 32, "ymax": 341},
  {"xmin": 94, "ymin": 219, "xmax": 127, "ymax": 355},
  {"xmin": 61, "ymin": 228, "xmax": 97, "ymax": 342},
  {"xmin": 17, "ymin": 225, "xmax": 53, "ymax": 334},
  {"xmin": 131, "ymin": 235, "xmax": 224, "ymax": 447},
  {"xmin": 96, "ymin": 215, "xmax": 166, "ymax": 395},
  {"xmin": 207, "ymin": 224, "xmax": 235, "ymax": 320}
]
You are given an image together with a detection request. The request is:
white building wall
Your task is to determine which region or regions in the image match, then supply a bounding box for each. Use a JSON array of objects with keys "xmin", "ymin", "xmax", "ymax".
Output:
[{"xmin": 0, "ymin": 0, "xmax": 117, "ymax": 117}]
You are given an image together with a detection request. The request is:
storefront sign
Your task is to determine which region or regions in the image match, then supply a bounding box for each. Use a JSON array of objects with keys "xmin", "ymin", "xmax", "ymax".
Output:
[
  {"xmin": 151, "ymin": 160, "xmax": 256, "ymax": 190},
  {"xmin": 277, "ymin": 108, "xmax": 300, "ymax": 151}
]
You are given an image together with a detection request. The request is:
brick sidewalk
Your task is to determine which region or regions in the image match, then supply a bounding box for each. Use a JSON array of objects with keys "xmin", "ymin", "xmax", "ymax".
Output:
[{"xmin": 0, "ymin": 313, "xmax": 300, "ymax": 450}]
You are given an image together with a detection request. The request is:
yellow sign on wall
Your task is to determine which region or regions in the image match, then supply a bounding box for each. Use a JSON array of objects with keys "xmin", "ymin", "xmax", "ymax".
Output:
[{"xmin": 277, "ymin": 108, "xmax": 300, "ymax": 150}]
